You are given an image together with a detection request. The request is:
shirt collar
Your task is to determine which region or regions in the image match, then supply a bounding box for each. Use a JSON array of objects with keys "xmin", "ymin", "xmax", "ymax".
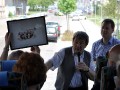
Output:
[{"xmin": 101, "ymin": 37, "xmax": 113, "ymax": 45}]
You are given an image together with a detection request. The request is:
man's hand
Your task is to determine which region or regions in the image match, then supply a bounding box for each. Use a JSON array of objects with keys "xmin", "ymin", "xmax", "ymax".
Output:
[
  {"xmin": 5, "ymin": 32, "xmax": 11, "ymax": 49},
  {"xmin": 114, "ymin": 76, "xmax": 120, "ymax": 88},
  {"xmin": 0, "ymin": 32, "xmax": 11, "ymax": 60},
  {"xmin": 76, "ymin": 62, "xmax": 89, "ymax": 72},
  {"xmin": 30, "ymin": 46, "xmax": 40, "ymax": 54}
]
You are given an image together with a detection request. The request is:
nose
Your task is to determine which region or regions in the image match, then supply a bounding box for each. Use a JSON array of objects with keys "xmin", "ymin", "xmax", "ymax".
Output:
[{"xmin": 76, "ymin": 44, "xmax": 82, "ymax": 49}]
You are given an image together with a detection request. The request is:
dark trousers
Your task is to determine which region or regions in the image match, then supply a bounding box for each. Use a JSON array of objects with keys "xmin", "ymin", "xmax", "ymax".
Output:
[{"xmin": 68, "ymin": 86, "xmax": 84, "ymax": 90}]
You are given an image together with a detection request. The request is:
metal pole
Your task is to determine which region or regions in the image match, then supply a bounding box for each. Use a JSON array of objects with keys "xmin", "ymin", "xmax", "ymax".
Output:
[
  {"xmin": 21, "ymin": 3, "xmax": 23, "ymax": 15},
  {"xmin": 100, "ymin": 0, "xmax": 102, "ymax": 21},
  {"xmin": 95, "ymin": 0, "xmax": 97, "ymax": 24},
  {"xmin": 117, "ymin": 0, "xmax": 120, "ymax": 38}
]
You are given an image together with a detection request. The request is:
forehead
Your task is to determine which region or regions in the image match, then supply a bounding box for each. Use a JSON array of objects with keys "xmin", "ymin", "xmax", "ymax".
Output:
[
  {"xmin": 109, "ymin": 49, "xmax": 120, "ymax": 59},
  {"xmin": 109, "ymin": 45, "xmax": 120, "ymax": 54},
  {"xmin": 109, "ymin": 51, "xmax": 119, "ymax": 56},
  {"xmin": 101, "ymin": 22, "xmax": 112, "ymax": 28},
  {"xmin": 73, "ymin": 38, "xmax": 85, "ymax": 42},
  {"xmin": 109, "ymin": 52, "xmax": 120, "ymax": 60}
]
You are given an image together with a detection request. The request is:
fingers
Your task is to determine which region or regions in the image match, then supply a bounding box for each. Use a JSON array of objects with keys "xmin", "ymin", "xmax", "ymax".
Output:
[
  {"xmin": 5, "ymin": 32, "xmax": 11, "ymax": 41},
  {"xmin": 76, "ymin": 62, "xmax": 89, "ymax": 71},
  {"xmin": 30, "ymin": 46, "xmax": 40, "ymax": 54},
  {"xmin": 30, "ymin": 46, "xmax": 34, "ymax": 51}
]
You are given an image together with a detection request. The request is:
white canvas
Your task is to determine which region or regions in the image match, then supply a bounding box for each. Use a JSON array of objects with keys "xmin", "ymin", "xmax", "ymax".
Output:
[{"xmin": 7, "ymin": 16, "xmax": 48, "ymax": 50}]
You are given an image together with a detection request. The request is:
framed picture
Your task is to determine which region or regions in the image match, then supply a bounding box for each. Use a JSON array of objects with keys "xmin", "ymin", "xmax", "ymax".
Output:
[{"xmin": 7, "ymin": 16, "xmax": 48, "ymax": 50}]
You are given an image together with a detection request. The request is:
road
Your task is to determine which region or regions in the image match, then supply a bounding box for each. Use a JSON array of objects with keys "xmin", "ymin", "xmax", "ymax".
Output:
[
  {"xmin": 0, "ymin": 14, "xmax": 101, "ymax": 90},
  {"xmin": 46, "ymin": 15, "xmax": 101, "ymax": 51}
]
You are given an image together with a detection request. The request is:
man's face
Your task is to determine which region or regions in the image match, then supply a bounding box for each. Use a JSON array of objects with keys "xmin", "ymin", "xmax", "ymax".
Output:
[
  {"xmin": 72, "ymin": 38, "xmax": 87, "ymax": 54},
  {"xmin": 101, "ymin": 22, "xmax": 114, "ymax": 39}
]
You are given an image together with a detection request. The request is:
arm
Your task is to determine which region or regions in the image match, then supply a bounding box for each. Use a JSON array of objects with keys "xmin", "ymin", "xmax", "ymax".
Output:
[
  {"xmin": 91, "ymin": 43, "xmax": 96, "ymax": 62},
  {"xmin": 114, "ymin": 76, "xmax": 120, "ymax": 90},
  {"xmin": 88, "ymin": 58, "xmax": 96, "ymax": 81},
  {"xmin": 45, "ymin": 48, "xmax": 65, "ymax": 71},
  {"xmin": 86, "ymin": 67, "xmax": 95, "ymax": 81},
  {"xmin": 45, "ymin": 60, "xmax": 53, "ymax": 71},
  {"xmin": 0, "ymin": 32, "xmax": 11, "ymax": 60}
]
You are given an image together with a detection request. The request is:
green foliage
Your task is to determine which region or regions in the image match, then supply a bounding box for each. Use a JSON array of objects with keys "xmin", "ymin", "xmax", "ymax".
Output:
[
  {"xmin": 94, "ymin": 5, "xmax": 100, "ymax": 15},
  {"xmin": 118, "ymin": 31, "xmax": 120, "ymax": 39},
  {"xmin": 58, "ymin": 0, "xmax": 77, "ymax": 14},
  {"xmin": 40, "ymin": 0, "xmax": 55, "ymax": 8},
  {"xmin": 102, "ymin": 0, "xmax": 117, "ymax": 18},
  {"xmin": 58, "ymin": 0, "xmax": 76, "ymax": 30},
  {"xmin": 27, "ymin": 0, "xmax": 37, "ymax": 10},
  {"xmin": 61, "ymin": 30, "xmax": 74, "ymax": 41},
  {"xmin": 8, "ymin": 12, "xmax": 13, "ymax": 18},
  {"xmin": 92, "ymin": 1, "xmax": 101, "ymax": 15},
  {"xmin": 28, "ymin": 0, "xmax": 56, "ymax": 11}
]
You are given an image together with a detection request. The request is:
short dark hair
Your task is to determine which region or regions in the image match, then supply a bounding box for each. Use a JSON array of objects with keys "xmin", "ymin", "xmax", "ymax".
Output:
[
  {"xmin": 8, "ymin": 50, "xmax": 24, "ymax": 60},
  {"xmin": 102, "ymin": 19, "xmax": 115, "ymax": 29},
  {"xmin": 73, "ymin": 31, "xmax": 89, "ymax": 45}
]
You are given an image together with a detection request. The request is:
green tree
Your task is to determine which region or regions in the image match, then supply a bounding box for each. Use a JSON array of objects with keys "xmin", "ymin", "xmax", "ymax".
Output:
[
  {"xmin": 40, "ymin": 0, "xmax": 55, "ymax": 9},
  {"xmin": 102, "ymin": 0, "xmax": 117, "ymax": 18},
  {"xmin": 58, "ymin": 0, "xmax": 76, "ymax": 30},
  {"xmin": 28, "ymin": 0, "xmax": 38, "ymax": 11},
  {"xmin": 28, "ymin": 0, "xmax": 56, "ymax": 11},
  {"xmin": 93, "ymin": 2, "xmax": 100, "ymax": 15}
]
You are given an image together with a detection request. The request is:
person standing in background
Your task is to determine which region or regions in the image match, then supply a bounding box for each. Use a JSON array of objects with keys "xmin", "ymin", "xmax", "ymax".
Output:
[{"xmin": 91, "ymin": 19, "xmax": 120, "ymax": 62}]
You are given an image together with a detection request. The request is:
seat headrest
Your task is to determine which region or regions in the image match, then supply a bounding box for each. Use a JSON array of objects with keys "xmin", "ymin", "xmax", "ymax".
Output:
[
  {"xmin": 0, "ymin": 71, "xmax": 8, "ymax": 86},
  {"xmin": 0, "ymin": 60, "xmax": 17, "ymax": 71},
  {"xmin": 0, "ymin": 71, "xmax": 27, "ymax": 90}
]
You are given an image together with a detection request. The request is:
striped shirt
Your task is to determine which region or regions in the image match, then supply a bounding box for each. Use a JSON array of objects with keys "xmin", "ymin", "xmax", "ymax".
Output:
[
  {"xmin": 91, "ymin": 37, "xmax": 120, "ymax": 61},
  {"xmin": 50, "ymin": 48, "xmax": 95, "ymax": 87}
]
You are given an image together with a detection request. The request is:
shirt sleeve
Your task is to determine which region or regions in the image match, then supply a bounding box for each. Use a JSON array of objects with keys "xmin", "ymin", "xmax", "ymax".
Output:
[
  {"xmin": 91, "ymin": 42, "xmax": 96, "ymax": 61},
  {"xmin": 49, "ymin": 48, "xmax": 65, "ymax": 71},
  {"xmin": 89, "ymin": 54, "xmax": 96, "ymax": 71}
]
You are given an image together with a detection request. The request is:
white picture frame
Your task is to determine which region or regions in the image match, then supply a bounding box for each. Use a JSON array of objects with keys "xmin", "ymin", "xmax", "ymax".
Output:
[{"xmin": 7, "ymin": 16, "xmax": 48, "ymax": 50}]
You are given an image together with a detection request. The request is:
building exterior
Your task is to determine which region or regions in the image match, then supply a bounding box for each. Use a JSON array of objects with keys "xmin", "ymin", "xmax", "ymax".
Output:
[
  {"xmin": 13, "ymin": 0, "xmax": 27, "ymax": 15},
  {"xmin": 0, "ymin": 0, "xmax": 5, "ymax": 18},
  {"xmin": 0, "ymin": 0, "xmax": 27, "ymax": 18}
]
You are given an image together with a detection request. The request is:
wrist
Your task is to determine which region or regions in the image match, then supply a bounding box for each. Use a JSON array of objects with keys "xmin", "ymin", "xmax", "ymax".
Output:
[
  {"xmin": 4, "ymin": 47, "xmax": 9, "ymax": 51},
  {"xmin": 86, "ymin": 68, "xmax": 89, "ymax": 72}
]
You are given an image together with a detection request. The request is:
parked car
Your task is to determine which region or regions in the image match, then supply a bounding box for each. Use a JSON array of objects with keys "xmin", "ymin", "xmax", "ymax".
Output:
[
  {"xmin": 79, "ymin": 14, "xmax": 86, "ymax": 20},
  {"xmin": 46, "ymin": 26, "xmax": 58, "ymax": 42},
  {"xmin": 69, "ymin": 10, "xmax": 83, "ymax": 18},
  {"xmin": 69, "ymin": 12, "xmax": 76, "ymax": 18},
  {"xmin": 48, "ymin": 9, "xmax": 54, "ymax": 13},
  {"xmin": 72, "ymin": 15, "xmax": 80, "ymax": 21},
  {"xmin": 46, "ymin": 22, "xmax": 61, "ymax": 36},
  {"xmin": 72, "ymin": 14, "xmax": 86, "ymax": 21},
  {"xmin": 54, "ymin": 11, "xmax": 64, "ymax": 16}
]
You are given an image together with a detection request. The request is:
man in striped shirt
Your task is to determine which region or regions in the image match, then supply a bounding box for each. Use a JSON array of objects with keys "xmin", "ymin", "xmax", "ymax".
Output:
[{"xmin": 91, "ymin": 19, "xmax": 120, "ymax": 62}]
